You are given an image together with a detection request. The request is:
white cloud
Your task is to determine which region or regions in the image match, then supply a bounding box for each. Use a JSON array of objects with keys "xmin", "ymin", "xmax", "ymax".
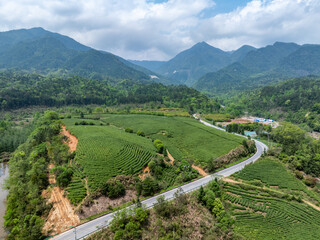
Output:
[
  {"xmin": 0, "ymin": 0, "xmax": 319, "ymax": 60},
  {"xmin": 200, "ymin": 0, "xmax": 320, "ymax": 51}
]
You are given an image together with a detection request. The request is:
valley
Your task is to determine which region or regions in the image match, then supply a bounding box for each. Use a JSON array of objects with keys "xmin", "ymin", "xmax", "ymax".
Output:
[{"xmin": 1, "ymin": 16, "xmax": 320, "ymax": 240}]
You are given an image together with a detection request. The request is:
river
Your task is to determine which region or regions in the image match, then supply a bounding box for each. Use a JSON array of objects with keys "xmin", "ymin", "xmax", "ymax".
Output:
[{"xmin": 0, "ymin": 162, "xmax": 9, "ymax": 240}]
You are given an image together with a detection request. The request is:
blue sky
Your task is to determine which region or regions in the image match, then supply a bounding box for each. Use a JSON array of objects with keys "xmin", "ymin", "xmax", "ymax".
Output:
[{"xmin": 0, "ymin": 0, "xmax": 319, "ymax": 60}]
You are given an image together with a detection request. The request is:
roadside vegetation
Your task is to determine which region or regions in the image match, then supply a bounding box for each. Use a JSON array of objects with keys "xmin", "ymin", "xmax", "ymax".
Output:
[{"xmin": 86, "ymin": 181, "xmax": 241, "ymax": 240}]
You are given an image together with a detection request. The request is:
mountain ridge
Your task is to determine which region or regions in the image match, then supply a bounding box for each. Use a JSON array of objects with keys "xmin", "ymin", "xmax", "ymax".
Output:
[{"xmin": 0, "ymin": 27, "xmax": 157, "ymax": 83}]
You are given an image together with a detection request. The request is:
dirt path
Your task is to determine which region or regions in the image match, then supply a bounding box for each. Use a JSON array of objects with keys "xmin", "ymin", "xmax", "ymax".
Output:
[
  {"xmin": 61, "ymin": 126, "xmax": 78, "ymax": 153},
  {"xmin": 222, "ymin": 177, "xmax": 242, "ymax": 184},
  {"xmin": 303, "ymin": 199, "xmax": 320, "ymax": 212},
  {"xmin": 192, "ymin": 164, "xmax": 208, "ymax": 176},
  {"xmin": 139, "ymin": 166, "xmax": 151, "ymax": 180},
  {"xmin": 166, "ymin": 149, "xmax": 174, "ymax": 165},
  {"xmin": 43, "ymin": 164, "xmax": 80, "ymax": 235}
]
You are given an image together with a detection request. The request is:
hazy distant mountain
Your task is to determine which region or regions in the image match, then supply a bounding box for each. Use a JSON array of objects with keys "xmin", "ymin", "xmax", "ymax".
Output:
[
  {"xmin": 156, "ymin": 42, "xmax": 233, "ymax": 86},
  {"xmin": 0, "ymin": 27, "xmax": 90, "ymax": 52},
  {"xmin": 279, "ymin": 44, "xmax": 320, "ymax": 75},
  {"xmin": 193, "ymin": 42, "xmax": 320, "ymax": 95},
  {"xmin": 230, "ymin": 45, "xmax": 256, "ymax": 62},
  {"xmin": 0, "ymin": 27, "xmax": 152, "ymax": 83},
  {"xmin": 130, "ymin": 42, "xmax": 256, "ymax": 86},
  {"xmin": 128, "ymin": 60, "xmax": 165, "ymax": 72}
]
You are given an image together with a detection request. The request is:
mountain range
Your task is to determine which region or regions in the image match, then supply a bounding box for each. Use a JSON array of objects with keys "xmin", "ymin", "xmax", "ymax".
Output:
[
  {"xmin": 131, "ymin": 42, "xmax": 256, "ymax": 86},
  {"xmin": 0, "ymin": 27, "xmax": 162, "ymax": 84},
  {"xmin": 132, "ymin": 41, "xmax": 320, "ymax": 96},
  {"xmin": 1, "ymin": 27, "xmax": 320, "ymax": 97},
  {"xmin": 194, "ymin": 42, "xmax": 320, "ymax": 95}
]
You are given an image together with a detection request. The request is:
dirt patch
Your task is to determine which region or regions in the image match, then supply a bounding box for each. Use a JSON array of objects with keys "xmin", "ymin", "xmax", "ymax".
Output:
[
  {"xmin": 303, "ymin": 199, "xmax": 320, "ymax": 212},
  {"xmin": 139, "ymin": 166, "xmax": 151, "ymax": 180},
  {"xmin": 166, "ymin": 149, "xmax": 175, "ymax": 165},
  {"xmin": 43, "ymin": 164, "xmax": 80, "ymax": 235},
  {"xmin": 61, "ymin": 126, "xmax": 78, "ymax": 153},
  {"xmin": 222, "ymin": 178, "xmax": 242, "ymax": 184},
  {"xmin": 192, "ymin": 164, "xmax": 208, "ymax": 176},
  {"xmin": 78, "ymin": 190, "xmax": 137, "ymax": 219},
  {"xmin": 308, "ymin": 131, "xmax": 320, "ymax": 140}
]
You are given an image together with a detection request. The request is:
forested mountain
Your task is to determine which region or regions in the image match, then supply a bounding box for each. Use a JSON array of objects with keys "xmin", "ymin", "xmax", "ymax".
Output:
[
  {"xmin": 235, "ymin": 76, "xmax": 320, "ymax": 131},
  {"xmin": 229, "ymin": 45, "xmax": 257, "ymax": 62},
  {"xmin": 155, "ymin": 42, "xmax": 232, "ymax": 86},
  {"xmin": 195, "ymin": 42, "xmax": 320, "ymax": 96},
  {"xmin": 131, "ymin": 42, "xmax": 256, "ymax": 86},
  {"xmin": 128, "ymin": 60, "xmax": 165, "ymax": 72},
  {"xmin": 0, "ymin": 27, "xmax": 90, "ymax": 52},
  {"xmin": 0, "ymin": 72, "xmax": 218, "ymax": 112},
  {"xmin": 0, "ymin": 28, "xmax": 154, "ymax": 83}
]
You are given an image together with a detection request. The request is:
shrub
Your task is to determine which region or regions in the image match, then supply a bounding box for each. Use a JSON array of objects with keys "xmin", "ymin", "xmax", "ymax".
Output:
[
  {"xmin": 105, "ymin": 180, "xmax": 126, "ymax": 199},
  {"xmin": 295, "ymin": 170, "xmax": 304, "ymax": 180},
  {"xmin": 153, "ymin": 139, "xmax": 164, "ymax": 153},
  {"xmin": 125, "ymin": 128, "xmax": 133, "ymax": 133},
  {"xmin": 304, "ymin": 175, "xmax": 316, "ymax": 187},
  {"xmin": 154, "ymin": 195, "xmax": 171, "ymax": 218},
  {"xmin": 136, "ymin": 130, "xmax": 145, "ymax": 137}
]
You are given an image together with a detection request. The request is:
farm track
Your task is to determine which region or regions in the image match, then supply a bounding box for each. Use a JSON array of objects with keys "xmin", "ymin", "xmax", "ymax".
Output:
[
  {"xmin": 61, "ymin": 126, "xmax": 78, "ymax": 153},
  {"xmin": 51, "ymin": 117, "xmax": 268, "ymax": 240},
  {"xmin": 43, "ymin": 164, "xmax": 80, "ymax": 235}
]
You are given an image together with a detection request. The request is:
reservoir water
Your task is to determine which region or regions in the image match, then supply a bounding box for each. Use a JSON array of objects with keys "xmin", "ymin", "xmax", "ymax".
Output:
[{"xmin": 0, "ymin": 162, "xmax": 9, "ymax": 240}]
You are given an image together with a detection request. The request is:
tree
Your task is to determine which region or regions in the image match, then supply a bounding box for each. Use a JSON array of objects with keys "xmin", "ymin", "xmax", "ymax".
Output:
[
  {"xmin": 272, "ymin": 122, "xmax": 306, "ymax": 155},
  {"xmin": 197, "ymin": 186, "xmax": 205, "ymax": 204},
  {"xmin": 212, "ymin": 198, "xmax": 224, "ymax": 217},
  {"xmin": 1, "ymin": 100, "xmax": 7, "ymax": 110},
  {"xmin": 105, "ymin": 180, "xmax": 125, "ymax": 199}
]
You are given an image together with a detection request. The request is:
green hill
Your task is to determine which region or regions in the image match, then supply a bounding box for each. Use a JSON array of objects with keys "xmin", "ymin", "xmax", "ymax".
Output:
[
  {"xmin": 194, "ymin": 42, "xmax": 320, "ymax": 96},
  {"xmin": 194, "ymin": 42, "xmax": 302, "ymax": 95},
  {"xmin": 156, "ymin": 42, "xmax": 232, "ymax": 86},
  {"xmin": 0, "ymin": 72, "xmax": 217, "ymax": 112},
  {"xmin": 0, "ymin": 28, "xmax": 151, "ymax": 82},
  {"xmin": 132, "ymin": 42, "xmax": 256, "ymax": 86},
  {"xmin": 235, "ymin": 76, "xmax": 320, "ymax": 131}
]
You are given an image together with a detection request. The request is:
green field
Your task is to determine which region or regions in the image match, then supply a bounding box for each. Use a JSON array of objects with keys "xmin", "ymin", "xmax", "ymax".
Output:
[
  {"xmin": 63, "ymin": 120, "xmax": 157, "ymax": 192},
  {"xmin": 226, "ymin": 158, "xmax": 320, "ymax": 239},
  {"xmin": 63, "ymin": 114, "xmax": 243, "ymax": 204},
  {"xmin": 98, "ymin": 114, "xmax": 243, "ymax": 165},
  {"xmin": 234, "ymin": 158, "xmax": 306, "ymax": 190}
]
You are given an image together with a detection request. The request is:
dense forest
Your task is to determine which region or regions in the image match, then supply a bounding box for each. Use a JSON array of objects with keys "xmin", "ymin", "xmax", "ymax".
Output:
[
  {"xmin": 4, "ymin": 111, "xmax": 71, "ymax": 240},
  {"xmin": 0, "ymin": 118, "xmax": 34, "ymax": 157},
  {"xmin": 0, "ymin": 72, "xmax": 219, "ymax": 113},
  {"xmin": 233, "ymin": 76, "xmax": 320, "ymax": 131}
]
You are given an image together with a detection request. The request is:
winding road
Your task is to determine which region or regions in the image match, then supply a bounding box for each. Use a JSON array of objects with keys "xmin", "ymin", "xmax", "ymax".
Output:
[{"xmin": 51, "ymin": 117, "xmax": 268, "ymax": 240}]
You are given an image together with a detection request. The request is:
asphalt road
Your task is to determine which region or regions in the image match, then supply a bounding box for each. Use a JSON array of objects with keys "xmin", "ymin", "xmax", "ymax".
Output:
[{"xmin": 52, "ymin": 117, "xmax": 268, "ymax": 240}]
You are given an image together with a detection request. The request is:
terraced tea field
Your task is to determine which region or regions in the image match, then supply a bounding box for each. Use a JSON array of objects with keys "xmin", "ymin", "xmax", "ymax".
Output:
[
  {"xmin": 63, "ymin": 120, "xmax": 157, "ymax": 200},
  {"xmin": 225, "ymin": 158, "xmax": 320, "ymax": 239},
  {"xmin": 99, "ymin": 114, "xmax": 243, "ymax": 165},
  {"xmin": 234, "ymin": 158, "xmax": 306, "ymax": 190},
  {"xmin": 63, "ymin": 114, "xmax": 243, "ymax": 204}
]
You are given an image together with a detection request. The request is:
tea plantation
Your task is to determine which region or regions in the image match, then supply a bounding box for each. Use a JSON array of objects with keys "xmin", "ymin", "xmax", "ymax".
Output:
[
  {"xmin": 100, "ymin": 114, "xmax": 243, "ymax": 165},
  {"xmin": 62, "ymin": 114, "xmax": 243, "ymax": 204},
  {"xmin": 226, "ymin": 158, "xmax": 320, "ymax": 239}
]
